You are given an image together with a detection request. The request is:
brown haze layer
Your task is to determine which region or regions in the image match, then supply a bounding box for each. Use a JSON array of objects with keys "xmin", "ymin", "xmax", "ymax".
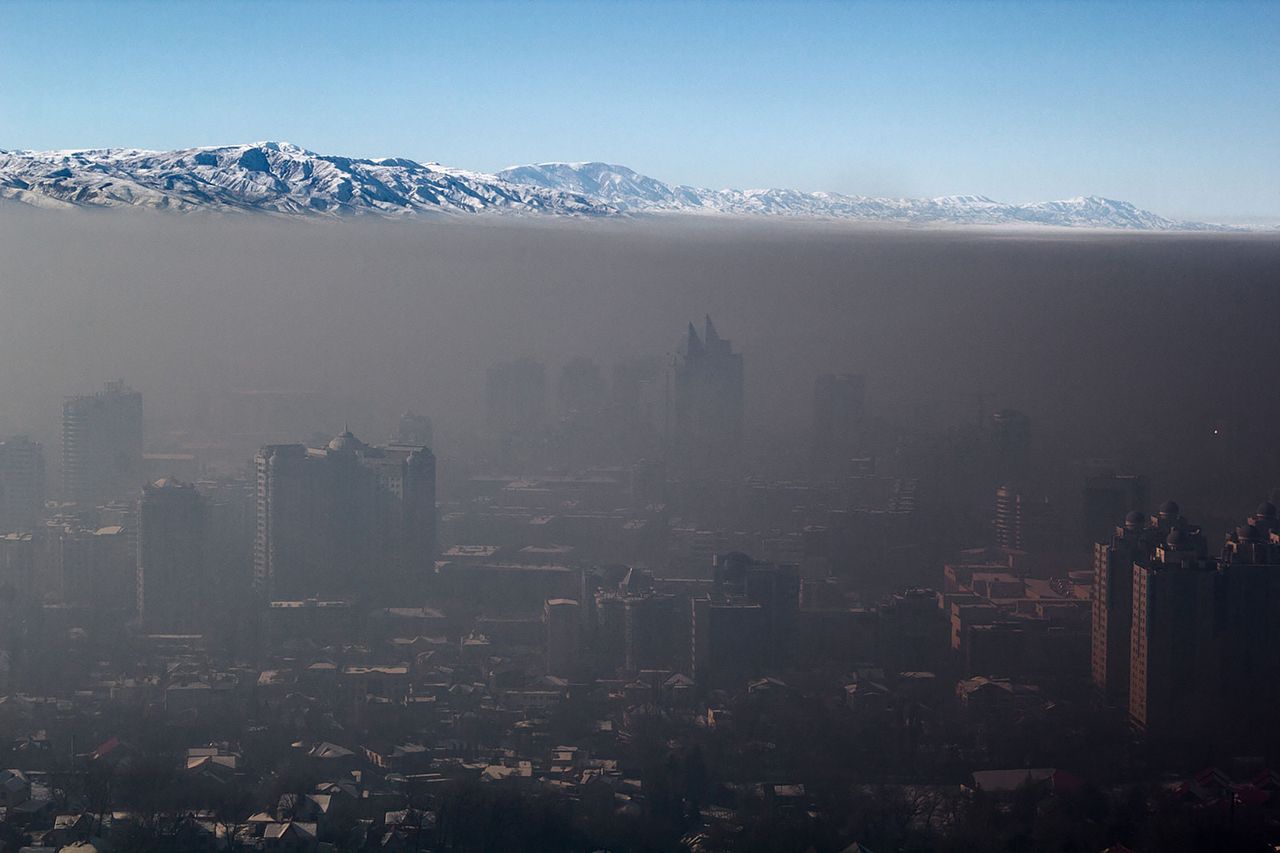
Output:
[{"xmin": 0, "ymin": 207, "xmax": 1277, "ymax": 515}]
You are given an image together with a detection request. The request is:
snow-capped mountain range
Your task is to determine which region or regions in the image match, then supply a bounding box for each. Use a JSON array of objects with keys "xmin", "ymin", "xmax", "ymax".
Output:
[
  {"xmin": 0, "ymin": 141, "xmax": 1227, "ymax": 230},
  {"xmin": 498, "ymin": 162, "xmax": 1201, "ymax": 229}
]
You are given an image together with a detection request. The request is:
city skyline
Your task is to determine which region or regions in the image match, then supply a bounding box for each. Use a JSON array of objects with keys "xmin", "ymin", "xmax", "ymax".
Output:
[{"xmin": 2, "ymin": 4, "xmax": 1279, "ymax": 848}]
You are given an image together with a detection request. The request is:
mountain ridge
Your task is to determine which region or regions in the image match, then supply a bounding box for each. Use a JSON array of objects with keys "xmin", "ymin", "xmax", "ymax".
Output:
[
  {"xmin": 497, "ymin": 161, "xmax": 1224, "ymax": 230},
  {"xmin": 0, "ymin": 142, "xmax": 1236, "ymax": 230}
]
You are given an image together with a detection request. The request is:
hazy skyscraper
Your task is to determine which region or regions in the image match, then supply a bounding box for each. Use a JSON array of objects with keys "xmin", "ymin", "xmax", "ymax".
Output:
[
  {"xmin": 254, "ymin": 431, "xmax": 436, "ymax": 601},
  {"xmin": 137, "ymin": 478, "xmax": 206, "ymax": 631},
  {"xmin": 545, "ymin": 597, "xmax": 581, "ymax": 676},
  {"xmin": 62, "ymin": 380, "xmax": 143, "ymax": 506},
  {"xmin": 1128, "ymin": 513, "xmax": 1216, "ymax": 737},
  {"xmin": 0, "ymin": 436, "xmax": 45, "ymax": 532},
  {"xmin": 1090, "ymin": 509, "xmax": 1160, "ymax": 705},
  {"xmin": 486, "ymin": 358, "xmax": 546, "ymax": 470},
  {"xmin": 994, "ymin": 485, "xmax": 1057, "ymax": 553},
  {"xmin": 811, "ymin": 373, "xmax": 865, "ymax": 478},
  {"xmin": 1216, "ymin": 503, "xmax": 1280, "ymax": 732},
  {"xmin": 1084, "ymin": 470, "xmax": 1148, "ymax": 545},
  {"xmin": 672, "ymin": 316, "xmax": 744, "ymax": 478}
]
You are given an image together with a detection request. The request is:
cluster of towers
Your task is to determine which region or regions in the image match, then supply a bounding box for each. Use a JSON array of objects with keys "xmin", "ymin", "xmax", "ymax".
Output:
[{"xmin": 1091, "ymin": 500, "xmax": 1280, "ymax": 739}]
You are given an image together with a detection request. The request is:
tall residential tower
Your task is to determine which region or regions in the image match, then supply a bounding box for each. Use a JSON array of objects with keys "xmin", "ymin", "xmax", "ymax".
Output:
[{"xmin": 62, "ymin": 380, "xmax": 143, "ymax": 506}]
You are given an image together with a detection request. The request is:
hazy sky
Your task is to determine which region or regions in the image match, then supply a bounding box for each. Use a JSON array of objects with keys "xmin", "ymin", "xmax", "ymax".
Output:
[{"xmin": 1, "ymin": 1, "xmax": 1277, "ymax": 222}]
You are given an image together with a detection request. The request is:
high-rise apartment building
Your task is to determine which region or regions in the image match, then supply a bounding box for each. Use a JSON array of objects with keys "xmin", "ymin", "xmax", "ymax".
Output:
[
  {"xmin": 62, "ymin": 380, "xmax": 143, "ymax": 506},
  {"xmin": 0, "ymin": 436, "xmax": 45, "ymax": 531},
  {"xmin": 691, "ymin": 552, "xmax": 799, "ymax": 687},
  {"xmin": 137, "ymin": 478, "xmax": 206, "ymax": 631},
  {"xmin": 1090, "ymin": 508, "xmax": 1162, "ymax": 705},
  {"xmin": 38, "ymin": 516, "xmax": 135, "ymax": 613},
  {"xmin": 1128, "ymin": 513, "xmax": 1216, "ymax": 737},
  {"xmin": 623, "ymin": 594, "xmax": 677, "ymax": 671},
  {"xmin": 1217, "ymin": 502, "xmax": 1280, "ymax": 732},
  {"xmin": 254, "ymin": 431, "xmax": 436, "ymax": 601},
  {"xmin": 691, "ymin": 595, "xmax": 768, "ymax": 688},
  {"xmin": 993, "ymin": 485, "xmax": 1057, "ymax": 553},
  {"xmin": 1093, "ymin": 500, "xmax": 1280, "ymax": 740}
]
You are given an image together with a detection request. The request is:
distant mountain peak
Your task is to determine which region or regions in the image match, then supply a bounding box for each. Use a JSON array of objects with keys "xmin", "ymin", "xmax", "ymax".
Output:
[
  {"xmin": 0, "ymin": 142, "xmax": 1230, "ymax": 230},
  {"xmin": 0, "ymin": 143, "xmax": 610, "ymax": 217}
]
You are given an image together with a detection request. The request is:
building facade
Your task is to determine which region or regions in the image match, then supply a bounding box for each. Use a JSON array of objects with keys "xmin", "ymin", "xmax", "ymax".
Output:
[
  {"xmin": 62, "ymin": 380, "xmax": 143, "ymax": 506},
  {"xmin": 254, "ymin": 431, "xmax": 436, "ymax": 602},
  {"xmin": 0, "ymin": 436, "xmax": 45, "ymax": 532},
  {"xmin": 137, "ymin": 478, "xmax": 206, "ymax": 631}
]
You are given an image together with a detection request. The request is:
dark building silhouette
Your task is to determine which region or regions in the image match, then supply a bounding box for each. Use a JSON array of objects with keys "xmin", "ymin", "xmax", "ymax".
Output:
[
  {"xmin": 137, "ymin": 478, "xmax": 206, "ymax": 632},
  {"xmin": 486, "ymin": 358, "xmax": 546, "ymax": 469},
  {"xmin": 691, "ymin": 552, "xmax": 799, "ymax": 687},
  {"xmin": 1090, "ymin": 507, "xmax": 1162, "ymax": 705},
  {"xmin": 1128, "ymin": 505, "xmax": 1215, "ymax": 737},
  {"xmin": 691, "ymin": 595, "xmax": 767, "ymax": 688},
  {"xmin": 1092, "ymin": 500, "xmax": 1280, "ymax": 740},
  {"xmin": 0, "ymin": 436, "xmax": 45, "ymax": 532},
  {"xmin": 62, "ymin": 380, "xmax": 143, "ymax": 505},
  {"xmin": 38, "ymin": 516, "xmax": 135, "ymax": 614},
  {"xmin": 672, "ymin": 316, "xmax": 744, "ymax": 478},
  {"xmin": 618, "ymin": 568, "xmax": 678, "ymax": 671},
  {"xmin": 811, "ymin": 373, "xmax": 865, "ymax": 478},
  {"xmin": 545, "ymin": 597, "xmax": 581, "ymax": 676},
  {"xmin": 1216, "ymin": 502, "xmax": 1280, "ymax": 733},
  {"xmin": 1083, "ymin": 469, "xmax": 1148, "ymax": 545},
  {"xmin": 254, "ymin": 431, "xmax": 436, "ymax": 602}
]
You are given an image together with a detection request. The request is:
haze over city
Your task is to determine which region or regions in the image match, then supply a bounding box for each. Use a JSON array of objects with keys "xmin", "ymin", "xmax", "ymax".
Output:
[{"xmin": 0, "ymin": 3, "xmax": 1278, "ymax": 853}]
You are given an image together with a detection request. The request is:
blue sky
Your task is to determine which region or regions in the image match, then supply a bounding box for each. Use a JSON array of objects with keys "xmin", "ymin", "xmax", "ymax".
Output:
[{"xmin": 1, "ymin": 1, "xmax": 1277, "ymax": 222}]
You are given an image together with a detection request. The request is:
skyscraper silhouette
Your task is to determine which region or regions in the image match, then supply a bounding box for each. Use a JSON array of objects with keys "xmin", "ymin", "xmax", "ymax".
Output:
[
  {"xmin": 671, "ymin": 316, "xmax": 744, "ymax": 478},
  {"xmin": 62, "ymin": 380, "xmax": 143, "ymax": 505},
  {"xmin": 811, "ymin": 373, "xmax": 865, "ymax": 478},
  {"xmin": 254, "ymin": 431, "xmax": 436, "ymax": 601}
]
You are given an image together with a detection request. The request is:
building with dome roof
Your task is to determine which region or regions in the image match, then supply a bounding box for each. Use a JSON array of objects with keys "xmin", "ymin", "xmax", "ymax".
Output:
[{"xmin": 253, "ymin": 430, "xmax": 435, "ymax": 602}]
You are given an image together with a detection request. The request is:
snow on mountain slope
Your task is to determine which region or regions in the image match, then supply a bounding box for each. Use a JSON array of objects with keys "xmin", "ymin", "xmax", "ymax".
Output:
[
  {"xmin": 0, "ymin": 142, "xmax": 1224, "ymax": 229},
  {"xmin": 0, "ymin": 142, "xmax": 611, "ymax": 217},
  {"xmin": 498, "ymin": 161, "xmax": 1217, "ymax": 230}
]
